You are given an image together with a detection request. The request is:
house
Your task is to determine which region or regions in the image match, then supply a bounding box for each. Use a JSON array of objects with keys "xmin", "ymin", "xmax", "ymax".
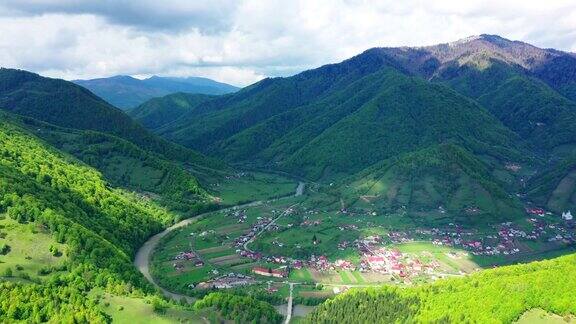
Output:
[
  {"xmin": 367, "ymin": 256, "xmax": 385, "ymax": 269},
  {"xmin": 562, "ymin": 211, "xmax": 573, "ymax": 221},
  {"xmin": 526, "ymin": 207, "xmax": 545, "ymax": 216},
  {"xmin": 391, "ymin": 263, "xmax": 405, "ymax": 274},
  {"xmin": 335, "ymin": 259, "xmax": 355, "ymax": 270},
  {"xmin": 411, "ymin": 260, "xmax": 423, "ymax": 272},
  {"xmin": 252, "ymin": 267, "xmax": 287, "ymax": 278},
  {"xmin": 292, "ymin": 260, "xmax": 303, "ymax": 269},
  {"xmin": 267, "ymin": 287, "xmax": 279, "ymax": 293}
]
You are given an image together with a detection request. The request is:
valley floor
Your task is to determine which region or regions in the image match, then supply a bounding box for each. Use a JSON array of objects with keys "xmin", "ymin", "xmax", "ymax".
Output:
[{"xmin": 137, "ymin": 171, "xmax": 575, "ymax": 323}]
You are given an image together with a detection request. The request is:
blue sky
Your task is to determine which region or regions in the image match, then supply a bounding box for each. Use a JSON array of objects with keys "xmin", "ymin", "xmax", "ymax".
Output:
[{"xmin": 1, "ymin": 0, "xmax": 575, "ymax": 86}]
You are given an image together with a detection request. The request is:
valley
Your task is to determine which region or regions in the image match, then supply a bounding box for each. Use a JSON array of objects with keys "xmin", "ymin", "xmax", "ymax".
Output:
[
  {"xmin": 143, "ymin": 170, "xmax": 575, "ymax": 322},
  {"xmin": 1, "ymin": 31, "xmax": 576, "ymax": 323}
]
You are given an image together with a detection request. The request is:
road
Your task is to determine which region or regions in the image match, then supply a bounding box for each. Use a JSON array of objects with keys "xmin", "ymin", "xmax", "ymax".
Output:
[
  {"xmin": 134, "ymin": 181, "xmax": 304, "ymax": 303},
  {"xmin": 243, "ymin": 203, "xmax": 299, "ymax": 253},
  {"xmin": 285, "ymin": 282, "xmax": 295, "ymax": 324}
]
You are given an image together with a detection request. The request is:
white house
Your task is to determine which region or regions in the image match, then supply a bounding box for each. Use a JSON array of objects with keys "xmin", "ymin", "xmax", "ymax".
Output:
[{"xmin": 562, "ymin": 211, "xmax": 573, "ymax": 221}]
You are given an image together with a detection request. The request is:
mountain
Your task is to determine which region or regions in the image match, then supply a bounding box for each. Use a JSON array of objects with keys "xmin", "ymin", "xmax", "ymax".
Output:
[
  {"xmin": 141, "ymin": 35, "xmax": 576, "ymax": 216},
  {"xmin": 0, "ymin": 68, "xmax": 224, "ymax": 168},
  {"xmin": 73, "ymin": 75, "xmax": 239, "ymax": 109},
  {"xmin": 0, "ymin": 68, "xmax": 228, "ymax": 213},
  {"xmin": 154, "ymin": 60, "xmax": 522, "ymax": 174},
  {"xmin": 128, "ymin": 92, "xmax": 215, "ymax": 130},
  {"xmin": 377, "ymin": 34, "xmax": 576, "ymax": 153}
]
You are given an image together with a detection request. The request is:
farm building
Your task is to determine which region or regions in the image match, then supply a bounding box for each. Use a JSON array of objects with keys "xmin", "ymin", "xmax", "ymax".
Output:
[{"xmin": 252, "ymin": 267, "xmax": 287, "ymax": 278}]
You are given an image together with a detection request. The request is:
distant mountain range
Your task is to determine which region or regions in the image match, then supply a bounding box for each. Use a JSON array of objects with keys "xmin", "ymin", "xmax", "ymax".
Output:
[
  {"xmin": 73, "ymin": 75, "xmax": 239, "ymax": 109},
  {"xmin": 131, "ymin": 34, "xmax": 576, "ymax": 218}
]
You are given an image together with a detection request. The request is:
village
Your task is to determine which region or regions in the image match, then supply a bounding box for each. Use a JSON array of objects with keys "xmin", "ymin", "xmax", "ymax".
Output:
[{"xmin": 166, "ymin": 202, "xmax": 575, "ymax": 291}]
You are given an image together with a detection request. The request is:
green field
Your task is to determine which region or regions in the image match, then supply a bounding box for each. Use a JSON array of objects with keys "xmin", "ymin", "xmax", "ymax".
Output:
[
  {"xmin": 151, "ymin": 197, "xmax": 306, "ymax": 294},
  {"xmin": 515, "ymin": 309, "xmax": 575, "ymax": 324},
  {"xmin": 90, "ymin": 290, "xmax": 204, "ymax": 323},
  {"xmin": 211, "ymin": 172, "xmax": 298, "ymax": 205},
  {"xmin": 290, "ymin": 268, "xmax": 313, "ymax": 282},
  {"xmin": 0, "ymin": 217, "xmax": 67, "ymax": 280}
]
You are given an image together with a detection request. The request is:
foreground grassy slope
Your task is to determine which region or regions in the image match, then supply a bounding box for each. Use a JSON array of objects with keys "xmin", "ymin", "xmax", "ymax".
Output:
[
  {"xmin": 0, "ymin": 118, "xmax": 175, "ymax": 321},
  {"xmin": 0, "ymin": 118, "xmax": 283, "ymax": 323},
  {"xmin": 0, "ymin": 217, "xmax": 67, "ymax": 281},
  {"xmin": 307, "ymin": 252, "xmax": 576, "ymax": 323}
]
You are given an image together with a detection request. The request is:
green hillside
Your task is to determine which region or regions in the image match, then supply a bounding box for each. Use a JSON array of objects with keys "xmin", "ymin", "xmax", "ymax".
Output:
[
  {"xmin": 527, "ymin": 155, "xmax": 576, "ymax": 213},
  {"xmin": 307, "ymin": 252, "xmax": 576, "ymax": 323},
  {"xmin": 153, "ymin": 48, "xmax": 404, "ymax": 151},
  {"xmin": 0, "ymin": 118, "xmax": 173, "ymax": 321},
  {"xmin": 129, "ymin": 92, "xmax": 214, "ymax": 130},
  {"xmin": 342, "ymin": 144, "xmax": 523, "ymax": 224},
  {"xmin": 478, "ymin": 76, "xmax": 576, "ymax": 152},
  {"xmin": 0, "ymin": 118, "xmax": 281, "ymax": 322},
  {"xmin": 275, "ymin": 69, "xmax": 520, "ymax": 179},
  {"xmin": 434, "ymin": 62, "xmax": 576, "ymax": 153},
  {"xmin": 0, "ymin": 68, "xmax": 223, "ymax": 170},
  {"xmin": 6, "ymin": 113, "xmax": 214, "ymax": 214},
  {"xmin": 154, "ymin": 66, "xmax": 521, "ymax": 182}
]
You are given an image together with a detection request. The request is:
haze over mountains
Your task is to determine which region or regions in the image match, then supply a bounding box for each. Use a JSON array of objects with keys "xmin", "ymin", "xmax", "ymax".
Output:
[{"xmin": 73, "ymin": 75, "xmax": 239, "ymax": 109}]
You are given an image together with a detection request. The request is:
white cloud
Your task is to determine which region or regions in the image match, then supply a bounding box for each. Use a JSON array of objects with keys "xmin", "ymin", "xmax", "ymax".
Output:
[{"xmin": 0, "ymin": 0, "xmax": 575, "ymax": 87}]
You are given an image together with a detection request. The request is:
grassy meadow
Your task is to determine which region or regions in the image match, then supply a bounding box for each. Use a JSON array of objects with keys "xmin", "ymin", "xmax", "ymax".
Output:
[{"xmin": 0, "ymin": 216, "xmax": 67, "ymax": 281}]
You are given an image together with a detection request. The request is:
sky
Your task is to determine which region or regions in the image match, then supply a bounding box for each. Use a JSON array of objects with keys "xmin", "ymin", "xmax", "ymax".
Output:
[{"xmin": 1, "ymin": 0, "xmax": 575, "ymax": 87}]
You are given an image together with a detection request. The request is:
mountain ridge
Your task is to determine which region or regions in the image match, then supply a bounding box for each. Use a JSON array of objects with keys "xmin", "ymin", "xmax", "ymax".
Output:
[{"xmin": 74, "ymin": 74, "xmax": 239, "ymax": 109}]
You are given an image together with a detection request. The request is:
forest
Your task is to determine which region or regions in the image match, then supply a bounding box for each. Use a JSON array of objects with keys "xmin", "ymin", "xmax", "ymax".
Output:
[{"xmin": 307, "ymin": 253, "xmax": 576, "ymax": 323}]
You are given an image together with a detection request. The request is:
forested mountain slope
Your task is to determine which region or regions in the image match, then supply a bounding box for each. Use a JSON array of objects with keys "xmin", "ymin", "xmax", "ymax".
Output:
[
  {"xmin": 74, "ymin": 75, "xmax": 238, "ymax": 109},
  {"xmin": 128, "ymin": 92, "xmax": 215, "ymax": 130},
  {"xmin": 3, "ymin": 112, "xmax": 214, "ymax": 214},
  {"xmin": 0, "ymin": 118, "xmax": 173, "ymax": 321},
  {"xmin": 307, "ymin": 253, "xmax": 576, "ymax": 323},
  {"xmin": 341, "ymin": 144, "xmax": 523, "ymax": 224},
  {"xmin": 363, "ymin": 35, "xmax": 576, "ymax": 153},
  {"xmin": 527, "ymin": 155, "xmax": 576, "ymax": 213},
  {"xmin": 0, "ymin": 68, "xmax": 223, "ymax": 170},
  {"xmin": 154, "ymin": 65, "xmax": 522, "ymax": 179},
  {"xmin": 141, "ymin": 34, "xmax": 575, "ymax": 217},
  {"xmin": 149, "ymin": 35, "xmax": 575, "ymax": 169}
]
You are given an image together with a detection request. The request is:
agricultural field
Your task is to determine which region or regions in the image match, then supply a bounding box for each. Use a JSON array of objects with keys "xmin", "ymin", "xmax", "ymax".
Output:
[
  {"xmin": 209, "ymin": 171, "xmax": 298, "ymax": 205},
  {"xmin": 0, "ymin": 216, "xmax": 67, "ymax": 281},
  {"xmin": 150, "ymin": 180, "xmax": 576, "ymax": 314},
  {"xmin": 150, "ymin": 197, "xmax": 305, "ymax": 294}
]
